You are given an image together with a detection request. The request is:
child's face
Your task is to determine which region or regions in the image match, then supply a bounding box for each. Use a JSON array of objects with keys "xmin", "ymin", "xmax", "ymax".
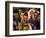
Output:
[
  {"xmin": 23, "ymin": 26, "xmax": 29, "ymax": 30},
  {"xmin": 19, "ymin": 9, "xmax": 23, "ymax": 13}
]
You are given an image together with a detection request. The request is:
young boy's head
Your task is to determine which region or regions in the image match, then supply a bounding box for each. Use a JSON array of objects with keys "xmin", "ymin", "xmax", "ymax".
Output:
[
  {"xmin": 18, "ymin": 8, "xmax": 24, "ymax": 13},
  {"xmin": 18, "ymin": 8, "xmax": 25, "ymax": 20},
  {"xmin": 22, "ymin": 25, "xmax": 29, "ymax": 30}
]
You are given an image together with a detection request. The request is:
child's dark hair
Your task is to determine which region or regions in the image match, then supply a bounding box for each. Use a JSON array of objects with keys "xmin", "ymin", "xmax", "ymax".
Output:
[{"xmin": 18, "ymin": 8, "xmax": 25, "ymax": 13}]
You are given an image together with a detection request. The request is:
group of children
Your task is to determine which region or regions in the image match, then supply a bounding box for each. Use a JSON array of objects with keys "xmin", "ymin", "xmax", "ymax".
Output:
[{"xmin": 13, "ymin": 8, "xmax": 40, "ymax": 31}]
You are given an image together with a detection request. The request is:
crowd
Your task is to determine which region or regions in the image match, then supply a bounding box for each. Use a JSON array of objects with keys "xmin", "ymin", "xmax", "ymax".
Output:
[{"xmin": 13, "ymin": 8, "xmax": 40, "ymax": 31}]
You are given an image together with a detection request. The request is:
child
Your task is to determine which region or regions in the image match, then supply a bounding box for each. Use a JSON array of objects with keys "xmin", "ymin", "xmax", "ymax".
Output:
[{"xmin": 22, "ymin": 25, "xmax": 29, "ymax": 30}]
